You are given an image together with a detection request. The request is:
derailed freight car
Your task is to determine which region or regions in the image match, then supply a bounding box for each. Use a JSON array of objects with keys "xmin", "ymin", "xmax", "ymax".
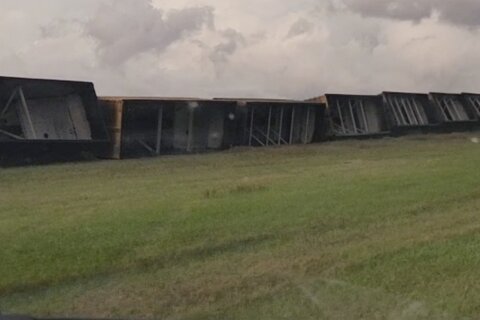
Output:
[
  {"xmin": 428, "ymin": 93, "xmax": 479, "ymax": 132},
  {"xmin": 100, "ymin": 97, "xmax": 238, "ymax": 159},
  {"xmin": 381, "ymin": 92, "xmax": 440, "ymax": 135},
  {"xmin": 309, "ymin": 94, "xmax": 389, "ymax": 139},
  {"xmin": 100, "ymin": 97, "xmax": 327, "ymax": 159},
  {"xmin": 461, "ymin": 93, "xmax": 480, "ymax": 123},
  {"xmin": 0, "ymin": 76, "xmax": 108, "ymax": 165},
  {"xmin": 227, "ymin": 99, "xmax": 326, "ymax": 147}
]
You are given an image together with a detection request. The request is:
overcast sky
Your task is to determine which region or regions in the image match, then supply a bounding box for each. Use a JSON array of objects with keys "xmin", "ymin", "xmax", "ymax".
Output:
[{"xmin": 2, "ymin": 0, "xmax": 480, "ymax": 99}]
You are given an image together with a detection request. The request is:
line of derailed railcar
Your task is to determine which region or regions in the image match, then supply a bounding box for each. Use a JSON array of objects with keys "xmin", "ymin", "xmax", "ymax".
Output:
[{"xmin": 0, "ymin": 76, "xmax": 479, "ymax": 164}]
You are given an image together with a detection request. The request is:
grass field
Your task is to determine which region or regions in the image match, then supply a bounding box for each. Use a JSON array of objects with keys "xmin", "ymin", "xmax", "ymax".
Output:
[{"xmin": 1, "ymin": 133, "xmax": 480, "ymax": 319}]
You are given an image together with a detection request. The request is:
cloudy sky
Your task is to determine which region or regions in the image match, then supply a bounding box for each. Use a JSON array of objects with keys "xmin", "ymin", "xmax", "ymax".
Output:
[{"xmin": 2, "ymin": 0, "xmax": 480, "ymax": 99}]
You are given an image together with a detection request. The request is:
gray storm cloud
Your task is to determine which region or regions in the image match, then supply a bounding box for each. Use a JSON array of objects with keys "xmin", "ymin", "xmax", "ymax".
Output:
[
  {"xmin": 342, "ymin": 0, "xmax": 480, "ymax": 27},
  {"xmin": 85, "ymin": 0, "xmax": 214, "ymax": 65},
  {"xmin": 287, "ymin": 18, "xmax": 315, "ymax": 38},
  {"xmin": 209, "ymin": 29, "xmax": 246, "ymax": 64},
  {"xmin": 2, "ymin": 0, "xmax": 480, "ymax": 99}
]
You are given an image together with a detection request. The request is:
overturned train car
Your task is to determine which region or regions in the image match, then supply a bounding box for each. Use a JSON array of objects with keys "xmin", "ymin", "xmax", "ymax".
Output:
[
  {"xmin": 0, "ymin": 76, "xmax": 108, "ymax": 165},
  {"xmin": 100, "ymin": 98, "xmax": 326, "ymax": 159},
  {"xmin": 310, "ymin": 94, "xmax": 389, "ymax": 139},
  {"xmin": 460, "ymin": 93, "xmax": 480, "ymax": 123},
  {"xmin": 380, "ymin": 92, "xmax": 480, "ymax": 134},
  {"xmin": 309, "ymin": 91, "xmax": 480, "ymax": 140},
  {"xmin": 381, "ymin": 92, "xmax": 440, "ymax": 134},
  {"xmin": 428, "ymin": 93, "xmax": 479, "ymax": 131},
  {"xmin": 100, "ymin": 98, "xmax": 239, "ymax": 159},
  {"xmin": 1, "ymin": 75, "xmax": 479, "ymax": 165},
  {"xmin": 230, "ymin": 99, "xmax": 325, "ymax": 147}
]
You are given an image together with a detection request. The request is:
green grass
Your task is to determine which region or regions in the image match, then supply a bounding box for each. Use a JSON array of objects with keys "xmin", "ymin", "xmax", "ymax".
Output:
[{"xmin": 1, "ymin": 133, "xmax": 480, "ymax": 319}]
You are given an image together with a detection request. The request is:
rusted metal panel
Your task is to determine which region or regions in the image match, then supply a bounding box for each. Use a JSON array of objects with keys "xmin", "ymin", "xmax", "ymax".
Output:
[
  {"xmin": 0, "ymin": 76, "xmax": 108, "ymax": 165},
  {"xmin": 99, "ymin": 99, "xmax": 123, "ymax": 159},
  {"xmin": 308, "ymin": 95, "xmax": 327, "ymax": 104}
]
